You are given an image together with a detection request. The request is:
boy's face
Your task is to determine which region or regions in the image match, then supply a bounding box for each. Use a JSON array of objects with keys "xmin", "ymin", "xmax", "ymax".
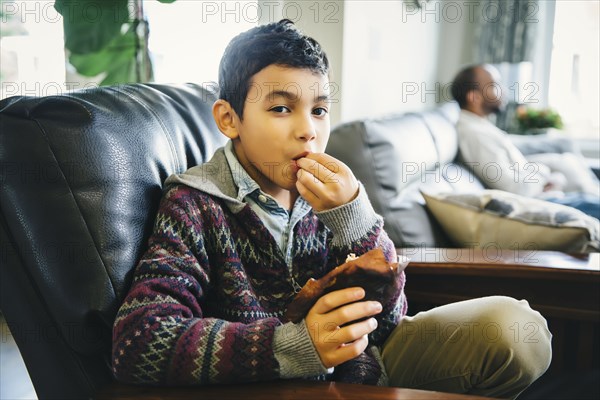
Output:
[{"xmin": 230, "ymin": 65, "xmax": 331, "ymax": 197}]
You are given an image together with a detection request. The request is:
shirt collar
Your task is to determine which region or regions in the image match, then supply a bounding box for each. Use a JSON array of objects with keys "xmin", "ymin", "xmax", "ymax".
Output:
[
  {"xmin": 460, "ymin": 109, "xmax": 492, "ymax": 123},
  {"xmin": 224, "ymin": 141, "xmax": 261, "ymax": 203}
]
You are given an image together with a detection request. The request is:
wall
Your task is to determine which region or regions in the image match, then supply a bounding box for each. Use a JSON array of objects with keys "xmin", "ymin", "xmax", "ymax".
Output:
[
  {"xmin": 340, "ymin": 0, "xmax": 442, "ymax": 123},
  {"xmin": 258, "ymin": 0, "xmax": 443, "ymax": 126},
  {"xmin": 285, "ymin": 0, "xmax": 481, "ymax": 126},
  {"xmin": 258, "ymin": 0, "xmax": 345, "ymax": 126},
  {"xmin": 435, "ymin": 0, "xmax": 478, "ymax": 93}
]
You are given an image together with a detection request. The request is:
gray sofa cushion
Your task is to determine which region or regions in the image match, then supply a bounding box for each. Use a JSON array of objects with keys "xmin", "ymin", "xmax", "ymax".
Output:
[
  {"xmin": 327, "ymin": 103, "xmax": 484, "ymax": 247},
  {"xmin": 509, "ymin": 133, "xmax": 580, "ymax": 156}
]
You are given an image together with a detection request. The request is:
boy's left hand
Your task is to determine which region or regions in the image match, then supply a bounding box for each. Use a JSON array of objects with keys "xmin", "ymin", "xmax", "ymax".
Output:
[{"xmin": 296, "ymin": 153, "xmax": 359, "ymax": 212}]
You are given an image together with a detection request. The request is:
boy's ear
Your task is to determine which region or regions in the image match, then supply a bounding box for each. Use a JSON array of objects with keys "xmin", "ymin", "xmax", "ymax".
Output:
[{"xmin": 212, "ymin": 99, "xmax": 240, "ymax": 139}]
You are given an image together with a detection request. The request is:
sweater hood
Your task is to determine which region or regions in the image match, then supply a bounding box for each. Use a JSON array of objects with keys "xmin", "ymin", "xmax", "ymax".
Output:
[{"xmin": 164, "ymin": 147, "xmax": 246, "ymax": 213}]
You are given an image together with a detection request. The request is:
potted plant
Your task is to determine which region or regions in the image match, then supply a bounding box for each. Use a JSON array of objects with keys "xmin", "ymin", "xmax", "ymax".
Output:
[
  {"xmin": 54, "ymin": 0, "xmax": 176, "ymax": 85},
  {"xmin": 515, "ymin": 105, "xmax": 564, "ymax": 135}
]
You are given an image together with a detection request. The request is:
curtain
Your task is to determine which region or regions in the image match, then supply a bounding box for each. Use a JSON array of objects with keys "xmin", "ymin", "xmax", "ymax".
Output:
[
  {"xmin": 475, "ymin": 0, "xmax": 540, "ymax": 132},
  {"xmin": 475, "ymin": 0, "xmax": 539, "ymax": 63}
]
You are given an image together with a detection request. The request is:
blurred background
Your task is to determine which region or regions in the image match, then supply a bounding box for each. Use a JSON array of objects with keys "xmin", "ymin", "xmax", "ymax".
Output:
[{"xmin": 1, "ymin": 0, "xmax": 598, "ymax": 145}]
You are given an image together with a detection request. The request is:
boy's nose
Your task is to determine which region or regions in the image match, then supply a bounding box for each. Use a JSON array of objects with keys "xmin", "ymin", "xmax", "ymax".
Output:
[{"xmin": 296, "ymin": 117, "xmax": 317, "ymax": 142}]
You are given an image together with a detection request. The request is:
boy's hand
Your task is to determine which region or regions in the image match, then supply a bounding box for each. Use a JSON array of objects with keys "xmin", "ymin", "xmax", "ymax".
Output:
[
  {"xmin": 296, "ymin": 153, "xmax": 359, "ymax": 212},
  {"xmin": 304, "ymin": 287, "xmax": 382, "ymax": 369}
]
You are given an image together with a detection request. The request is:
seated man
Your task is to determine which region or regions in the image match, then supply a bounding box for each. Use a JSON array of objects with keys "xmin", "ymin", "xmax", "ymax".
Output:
[{"xmin": 451, "ymin": 64, "xmax": 600, "ymax": 219}]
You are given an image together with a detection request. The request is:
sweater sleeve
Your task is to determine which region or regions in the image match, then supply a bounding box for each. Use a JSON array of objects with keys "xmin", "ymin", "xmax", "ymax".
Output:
[
  {"xmin": 314, "ymin": 184, "xmax": 407, "ymax": 385},
  {"xmin": 112, "ymin": 187, "xmax": 325, "ymax": 385}
]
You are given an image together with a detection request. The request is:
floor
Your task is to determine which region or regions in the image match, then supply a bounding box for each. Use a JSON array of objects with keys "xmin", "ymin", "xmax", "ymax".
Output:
[{"xmin": 0, "ymin": 313, "xmax": 37, "ymax": 400}]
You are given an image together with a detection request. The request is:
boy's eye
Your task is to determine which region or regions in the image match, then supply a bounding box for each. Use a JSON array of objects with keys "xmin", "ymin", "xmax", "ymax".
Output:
[
  {"xmin": 312, "ymin": 107, "xmax": 328, "ymax": 116},
  {"xmin": 270, "ymin": 106, "xmax": 290, "ymax": 113}
]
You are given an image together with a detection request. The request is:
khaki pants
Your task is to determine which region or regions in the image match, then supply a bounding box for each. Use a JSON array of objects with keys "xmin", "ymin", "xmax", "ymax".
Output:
[{"xmin": 381, "ymin": 296, "xmax": 552, "ymax": 399}]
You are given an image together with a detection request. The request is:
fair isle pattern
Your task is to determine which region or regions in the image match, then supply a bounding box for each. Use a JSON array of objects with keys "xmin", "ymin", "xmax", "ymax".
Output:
[
  {"xmin": 333, "ymin": 347, "xmax": 383, "ymax": 385},
  {"xmin": 112, "ymin": 184, "xmax": 407, "ymax": 386},
  {"xmin": 112, "ymin": 294, "xmax": 181, "ymax": 326},
  {"xmin": 134, "ymin": 316, "xmax": 183, "ymax": 383},
  {"xmin": 190, "ymin": 319, "xmax": 225, "ymax": 382}
]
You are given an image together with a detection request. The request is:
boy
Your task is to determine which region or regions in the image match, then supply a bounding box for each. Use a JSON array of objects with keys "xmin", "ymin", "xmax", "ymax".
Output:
[{"xmin": 113, "ymin": 20, "xmax": 551, "ymax": 398}]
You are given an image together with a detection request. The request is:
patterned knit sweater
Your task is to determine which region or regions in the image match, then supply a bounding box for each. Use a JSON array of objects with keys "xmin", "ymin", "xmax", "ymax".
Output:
[{"xmin": 112, "ymin": 148, "xmax": 407, "ymax": 386}]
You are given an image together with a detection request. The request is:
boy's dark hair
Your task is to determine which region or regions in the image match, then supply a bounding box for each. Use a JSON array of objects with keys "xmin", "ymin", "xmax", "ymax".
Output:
[
  {"xmin": 451, "ymin": 65, "xmax": 480, "ymax": 109},
  {"xmin": 218, "ymin": 19, "xmax": 329, "ymax": 120}
]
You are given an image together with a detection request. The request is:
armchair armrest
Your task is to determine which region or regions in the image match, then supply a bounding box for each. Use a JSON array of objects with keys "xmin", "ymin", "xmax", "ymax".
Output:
[{"xmin": 96, "ymin": 379, "xmax": 493, "ymax": 399}]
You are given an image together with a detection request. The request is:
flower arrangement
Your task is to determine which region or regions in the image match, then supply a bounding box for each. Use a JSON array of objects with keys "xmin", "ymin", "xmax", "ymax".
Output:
[{"xmin": 516, "ymin": 106, "xmax": 563, "ymax": 134}]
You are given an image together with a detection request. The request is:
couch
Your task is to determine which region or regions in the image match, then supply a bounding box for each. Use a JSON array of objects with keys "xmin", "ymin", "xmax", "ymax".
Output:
[
  {"xmin": 327, "ymin": 103, "xmax": 598, "ymax": 252},
  {"xmin": 328, "ymin": 103, "xmax": 474, "ymax": 247},
  {"xmin": 1, "ymin": 83, "xmax": 596, "ymax": 399}
]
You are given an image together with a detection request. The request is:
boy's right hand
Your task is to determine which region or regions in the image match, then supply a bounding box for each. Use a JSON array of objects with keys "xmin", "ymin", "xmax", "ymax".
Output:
[{"xmin": 305, "ymin": 287, "xmax": 382, "ymax": 368}]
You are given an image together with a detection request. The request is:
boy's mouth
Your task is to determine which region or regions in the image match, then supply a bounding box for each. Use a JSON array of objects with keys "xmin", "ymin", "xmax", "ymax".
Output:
[{"xmin": 292, "ymin": 151, "xmax": 310, "ymax": 161}]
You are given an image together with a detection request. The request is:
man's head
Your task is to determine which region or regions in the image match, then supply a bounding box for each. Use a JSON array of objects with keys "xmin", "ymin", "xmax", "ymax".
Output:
[
  {"xmin": 212, "ymin": 20, "xmax": 331, "ymax": 202},
  {"xmin": 451, "ymin": 64, "xmax": 503, "ymax": 117},
  {"xmin": 217, "ymin": 19, "xmax": 329, "ymax": 120}
]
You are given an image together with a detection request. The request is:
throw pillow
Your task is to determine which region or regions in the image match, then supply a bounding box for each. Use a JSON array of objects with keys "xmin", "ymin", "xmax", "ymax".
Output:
[{"xmin": 422, "ymin": 190, "xmax": 600, "ymax": 253}]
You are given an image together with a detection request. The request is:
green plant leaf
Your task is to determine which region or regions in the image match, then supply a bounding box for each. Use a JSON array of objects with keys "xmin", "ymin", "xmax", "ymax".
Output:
[
  {"xmin": 69, "ymin": 25, "xmax": 136, "ymax": 77},
  {"xmin": 69, "ymin": 24, "xmax": 148, "ymax": 86},
  {"xmin": 56, "ymin": 0, "xmax": 166, "ymax": 85},
  {"xmin": 101, "ymin": 57, "xmax": 137, "ymax": 85},
  {"xmin": 55, "ymin": 0, "xmax": 129, "ymax": 54}
]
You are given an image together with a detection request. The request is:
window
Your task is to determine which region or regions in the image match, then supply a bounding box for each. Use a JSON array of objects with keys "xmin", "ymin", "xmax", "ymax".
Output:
[
  {"xmin": 0, "ymin": 1, "xmax": 258, "ymax": 100},
  {"xmin": 144, "ymin": 1, "xmax": 258, "ymax": 85},
  {"xmin": 548, "ymin": 1, "xmax": 599, "ymax": 139},
  {"xmin": 0, "ymin": 1, "xmax": 66, "ymax": 100}
]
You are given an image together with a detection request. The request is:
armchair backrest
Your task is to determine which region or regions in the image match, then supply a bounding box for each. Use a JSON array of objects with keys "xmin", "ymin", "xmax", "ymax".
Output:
[{"xmin": 0, "ymin": 83, "xmax": 226, "ymax": 399}]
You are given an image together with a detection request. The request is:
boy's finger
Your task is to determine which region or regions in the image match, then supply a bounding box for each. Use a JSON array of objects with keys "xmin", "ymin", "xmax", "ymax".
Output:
[
  {"xmin": 311, "ymin": 287, "xmax": 365, "ymax": 315},
  {"xmin": 297, "ymin": 167, "xmax": 328, "ymax": 193},
  {"xmin": 329, "ymin": 301, "xmax": 382, "ymax": 326},
  {"xmin": 328, "ymin": 318, "xmax": 378, "ymax": 346},
  {"xmin": 296, "ymin": 180, "xmax": 319, "ymax": 205},
  {"xmin": 333, "ymin": 335, "xmax": 369, "ymax": 362},
  {"xmin": 296, "ymin": 156, "xmax": 341, "ymax": 180},
  {"xmin": 303, "ymin": 153, "xmax": 345, "ymax": 173}
]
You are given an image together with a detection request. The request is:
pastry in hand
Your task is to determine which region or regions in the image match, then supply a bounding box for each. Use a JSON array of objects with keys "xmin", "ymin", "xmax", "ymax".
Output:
[{"xmin": 284, "ymin": 248, "xmax": 409, "ymax": 323}]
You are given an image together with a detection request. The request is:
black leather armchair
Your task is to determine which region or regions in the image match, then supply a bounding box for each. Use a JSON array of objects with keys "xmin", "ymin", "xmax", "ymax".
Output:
[{"xmin": 0, "ymin": 83, "xmax": 227, "ymax": 399}]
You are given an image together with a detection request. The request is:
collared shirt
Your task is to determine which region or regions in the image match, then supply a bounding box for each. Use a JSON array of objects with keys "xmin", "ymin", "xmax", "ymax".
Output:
[{"xmin": 223, "ymin": 141, "xmax": 312, "ymax": 266}]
